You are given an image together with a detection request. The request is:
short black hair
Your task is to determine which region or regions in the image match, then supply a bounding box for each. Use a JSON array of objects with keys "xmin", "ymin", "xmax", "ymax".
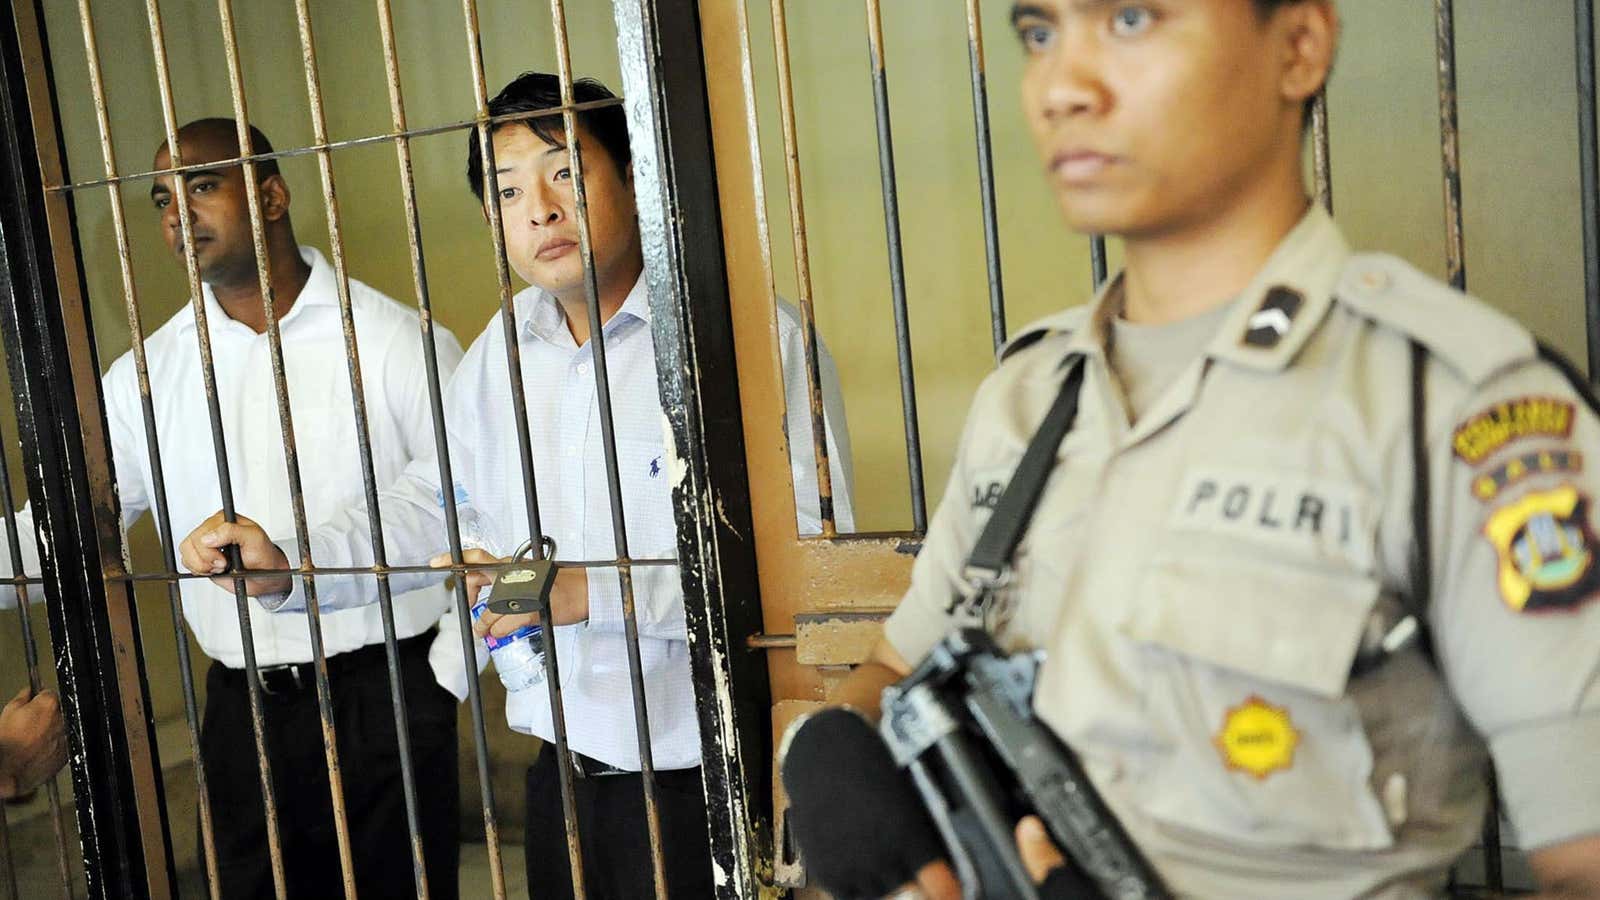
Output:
[
  {"xmin": 465, "ymin": 72, "xmax": 630, "ymax": 203},
  {"xmin": 170, "ymin": 117, "xmax": 280, "ymax": 179}
]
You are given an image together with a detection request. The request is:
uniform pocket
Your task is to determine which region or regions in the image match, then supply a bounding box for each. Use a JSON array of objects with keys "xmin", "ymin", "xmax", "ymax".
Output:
[{"xmin": 1124, "ymin": 554, "xmax": 1396, "ymax": 852}]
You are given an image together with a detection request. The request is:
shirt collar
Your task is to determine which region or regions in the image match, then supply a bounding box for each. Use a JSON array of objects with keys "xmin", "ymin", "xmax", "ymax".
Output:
[
  {"xmin": 1202, "ymin": 202, "xmax": 1350, "ymax": 371},
  {"xmin": 519, "ymin": 270, "xmax": 650, "ymax": 345},
  {"xmin": 1061, "ymin": 203, "xmax": 1349, "ymax": 372},
  {"xmin": 177, "ymin": 245, "xmax": 337, "ymax": 334}
]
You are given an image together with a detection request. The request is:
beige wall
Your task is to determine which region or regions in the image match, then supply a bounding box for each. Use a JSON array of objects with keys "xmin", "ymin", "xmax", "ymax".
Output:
[{"xmin": 0, "ymin": 0, "xmax": 1592, "ymax": 847}]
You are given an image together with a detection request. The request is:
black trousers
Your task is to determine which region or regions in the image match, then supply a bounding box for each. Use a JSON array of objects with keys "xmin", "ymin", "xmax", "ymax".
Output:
[
  {"xmin": 200, "ymin": 630, "xmax": 460, "ymax": 899},
  {"xmin": 524, "ymin": 746, "xmax": 713, "ymax": 900}
]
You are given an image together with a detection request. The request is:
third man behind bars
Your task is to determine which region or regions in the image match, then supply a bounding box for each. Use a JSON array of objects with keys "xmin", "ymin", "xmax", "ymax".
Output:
[{"xmin": 179, "ymin": 73, "xmax": 856, "ymax": 899}]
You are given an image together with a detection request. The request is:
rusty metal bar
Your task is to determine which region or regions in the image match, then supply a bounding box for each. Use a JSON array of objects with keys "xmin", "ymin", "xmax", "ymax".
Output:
[
  {"xmin": 212, "ymin": 1, "xmax": 370, "ymax": 896},
  {"xmin": 548, "ymin": 3, "xmax": 670, "ymax": 896},
  {"xmin": 745, "ymin": 633, "xmax": 797, "ymax": 650},
  {"xmin": 767, "ymin": 0, "xmax": 838, "ymax": 536},
  {"xmin": 1433, "ymin": 1, "xmax": 1503, "ymax": 891},
  {"xmin": 965, "ymin": 0, "xmax": 1006, "ymax": 355},
  {"xmin": 1435, "ymin": 0, "xmax": 1467, "ymax": 293},
  {"xmin": 139, "ymin": 1, "xmax": 288, "ymax": 896},
  {"xmin": 1311, "ymin": 91, "xmax": 1332, "ymax": 212},
  {"xmin": 725, "ymin": 0, "xmax": 836, "ymax": 539},
  {"xmin": 47, "ymin": 102, "xmax": 623, "ymax": 196},
  {"xmin": 0, "ymin": 413, "xmax": 72, "ymax": 900},
  {"xmin": 458, "ymin": 1, "xmax": 584, "ymax": 895},
  {"xmin": 864, "ymin": 0, "xmax": 927, "ymax": 532},
  {"xmin": 373, "ymin": 2, "xmax": 510, "ymax": 895},
  {"xmin": 1577, "ymin": 0, "xmax": 1599, "ymax": 376},
  {"xmin": 284, "ymin": 3, "xmax": 439, "ymax": 895},
  {"xmin": 72, "ymin": 1, "xmax": 217, "ymax": 896},
  {"xmin": 103, "ymin": 556, "xmax": 677, "ymax": 585},
  {"xmin": 1090, "ymin": 235, "xmax": 1107, "ymax": 289}
]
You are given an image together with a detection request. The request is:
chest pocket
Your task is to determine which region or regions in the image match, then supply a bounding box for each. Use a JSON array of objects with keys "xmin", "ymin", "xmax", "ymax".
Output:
[
  {"xmin": 1123, "ymin": 554, "xmax": 1396, "ymax": 852},
  {"xmin": 614, "ymin": 438, "xmax": 674, "ymax": 552}
]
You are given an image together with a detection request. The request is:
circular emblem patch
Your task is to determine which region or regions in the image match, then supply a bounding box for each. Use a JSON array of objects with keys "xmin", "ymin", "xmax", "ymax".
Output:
[
  {"xmin": 1215, "ymin": 695, "xmax": 1298, "ymax": 780},
  {"xmin": 1483, "ymin": 484, "xmax": 1600, "ymax": 612}
]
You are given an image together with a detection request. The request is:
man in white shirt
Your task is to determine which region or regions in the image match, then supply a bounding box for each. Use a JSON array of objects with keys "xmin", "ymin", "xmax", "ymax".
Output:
[
  {"xmin": 179, "ymin": 75, "xmax": 854, "ymax": 899},
  {"xmin": 3, "ymin": 119, "xmax": 468, "ymax": 898}
]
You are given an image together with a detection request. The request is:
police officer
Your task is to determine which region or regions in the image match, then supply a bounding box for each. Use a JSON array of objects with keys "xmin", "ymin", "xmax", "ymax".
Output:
[{"xmin": 795, "ymin": 1, "xmax": 1600, "ymax": 897}]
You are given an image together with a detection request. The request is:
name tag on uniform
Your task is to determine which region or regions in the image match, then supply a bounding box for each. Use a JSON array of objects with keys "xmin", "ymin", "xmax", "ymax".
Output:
[{"xmin": 1169, "ymin": 467, "xmax": 1374, "ymax": 572}]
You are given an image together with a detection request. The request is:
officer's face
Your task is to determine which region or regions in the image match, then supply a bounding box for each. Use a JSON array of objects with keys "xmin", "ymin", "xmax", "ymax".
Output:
[
  {"xmin": 487, "ymin": 122, "xmax": 642, "ymax": 300},
  {"xmin": 1012, "ymin": 0, "xmax": 1333, "ymax": 239}
]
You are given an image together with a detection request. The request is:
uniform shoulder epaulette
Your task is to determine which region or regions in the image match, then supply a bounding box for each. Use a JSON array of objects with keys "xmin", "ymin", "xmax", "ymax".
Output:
[
  {"xmin": 998, "ymin": 305, "xmax": 1090, "ymax": 363},
  {"xmin": 1334, "ymin": 252, "xmax": 1536, "ymax": 387}
]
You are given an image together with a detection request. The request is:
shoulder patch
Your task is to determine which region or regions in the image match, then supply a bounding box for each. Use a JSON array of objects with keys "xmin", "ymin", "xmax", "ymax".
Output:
[
  {"xmin": 1482, "ymin": 483, "xmax": 1600, "ymax": 613},
  {"xmin": 999, "ymin": 305, "xmax": 1090, "ymax": 363},
  {"xmin": 1334, "ymin": 253, "xmax": 1536, "ymax": 387}
]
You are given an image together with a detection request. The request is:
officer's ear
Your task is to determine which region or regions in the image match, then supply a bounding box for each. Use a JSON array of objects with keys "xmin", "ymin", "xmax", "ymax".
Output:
[{"xmin": 1272, "ymin": 1, "xmax": 1338, "ymax": 111}]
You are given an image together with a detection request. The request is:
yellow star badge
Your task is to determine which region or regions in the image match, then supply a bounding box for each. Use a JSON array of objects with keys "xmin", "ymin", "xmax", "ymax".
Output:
[{"xmin": 1215, "ymin": 695, "xmax": 1299, "ymax": 780}]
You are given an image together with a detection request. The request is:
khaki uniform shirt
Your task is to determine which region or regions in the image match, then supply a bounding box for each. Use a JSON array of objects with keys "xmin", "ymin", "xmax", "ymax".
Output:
[{"xmin": 884, "ymin": 206, "xmax": 1600, "ymax": 898}]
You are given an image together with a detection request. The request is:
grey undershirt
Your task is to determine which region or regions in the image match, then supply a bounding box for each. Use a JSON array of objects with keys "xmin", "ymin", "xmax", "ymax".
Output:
[{"xmin": 1107, "ymin": 299, "xmax": 1236, "ymax": 423}]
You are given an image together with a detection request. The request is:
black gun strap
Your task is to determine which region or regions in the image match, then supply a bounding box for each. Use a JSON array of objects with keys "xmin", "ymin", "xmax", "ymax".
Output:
[
  {"xmin": 1408, "ymin": 340, "xmax": 1437, "ymax": 664},
  {"xmin": 965, "ymin": 354, "xmax": 1088, "ymax": 582}
]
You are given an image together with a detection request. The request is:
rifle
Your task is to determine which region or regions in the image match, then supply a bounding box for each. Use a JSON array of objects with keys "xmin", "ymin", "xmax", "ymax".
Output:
[{"xmin": 879, "ymin": 627, "xmax": 1171, "ymax": 900}]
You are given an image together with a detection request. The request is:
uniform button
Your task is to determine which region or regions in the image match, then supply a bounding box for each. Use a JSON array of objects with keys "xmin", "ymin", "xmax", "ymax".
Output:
[
  {"xmin": 577, "ymin": 362, "xmax": 589, "ymax": 375},
  {"xmin": 1382, "ymin": 772, "xmax": 1408, "ymax": 829},
  {"xmin": 1358, "ymin": 269, "xmax": 1391, "ymax": 293}
]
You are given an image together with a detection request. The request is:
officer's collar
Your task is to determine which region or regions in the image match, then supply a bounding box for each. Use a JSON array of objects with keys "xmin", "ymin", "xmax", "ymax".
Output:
[
  {"xmin": 1062, "ymin": 203, "xmax": 1349, "ymax": 373},
  {"xmin": 1203, "ymin": 203, "xmax": 1349, "ymax": 371}
]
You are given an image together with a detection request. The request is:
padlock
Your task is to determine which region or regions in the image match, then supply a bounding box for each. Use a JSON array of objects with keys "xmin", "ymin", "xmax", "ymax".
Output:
[{"xmin": 485, "ymin": 557, "xmax": 558, "ymax": 616}]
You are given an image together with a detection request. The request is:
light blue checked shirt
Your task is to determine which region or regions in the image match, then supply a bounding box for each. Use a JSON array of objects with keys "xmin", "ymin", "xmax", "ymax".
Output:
[{"xmin": 271, "ymin": 274, "xmax": 853, "ymax": 770}]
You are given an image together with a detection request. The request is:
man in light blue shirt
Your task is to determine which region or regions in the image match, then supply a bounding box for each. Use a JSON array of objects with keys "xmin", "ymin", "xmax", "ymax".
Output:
[{"xmin": 179, "ymin": 73, "xmax": 853, "ymax": 899}]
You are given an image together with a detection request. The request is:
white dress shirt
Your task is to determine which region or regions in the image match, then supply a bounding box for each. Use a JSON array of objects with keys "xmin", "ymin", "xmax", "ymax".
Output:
[
  {"xmin": 272, "ymin": 273, "xmax": 853, "ymax": 770},
  {"xmin": 0, "ymin": 247, "xmax": 469, "ymax": 694}
]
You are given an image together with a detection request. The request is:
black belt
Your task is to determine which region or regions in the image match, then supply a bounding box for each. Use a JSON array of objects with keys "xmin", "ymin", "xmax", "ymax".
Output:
[
  {"xmin": 568, "ymin": 749, "xmax": 629, "ymax": 779},
  {"xmin": 219, "ymin": 630, "xmax": 434, "ymax": 698}
]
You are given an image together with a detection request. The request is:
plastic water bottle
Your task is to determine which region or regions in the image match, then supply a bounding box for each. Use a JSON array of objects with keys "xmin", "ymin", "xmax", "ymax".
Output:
[
  {"xmin": 472, "ymin": 599, "xmax": 546, "ymax": 692},
  {"xmin": 443, "ymin": 488, "xmax": 546, "ymax": 692}
]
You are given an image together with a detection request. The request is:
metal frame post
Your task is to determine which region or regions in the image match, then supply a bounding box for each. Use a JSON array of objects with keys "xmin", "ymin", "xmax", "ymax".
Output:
[
  {"xmin": 613, "ymin": 1, "xmax": 773, "ymax": 896},
  {"xmin": 0, "ymin": 1, "xmax": 175, "ymax": 897}
]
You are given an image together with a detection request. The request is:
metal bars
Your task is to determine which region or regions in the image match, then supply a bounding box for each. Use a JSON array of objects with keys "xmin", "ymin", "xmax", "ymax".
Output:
[
  {"xmin": 140, "ymin": 0, "xmax": 291, "ymax": 894},
  {"xmin": 285, "ymin": 1, "xmax": 433, "ymax": 893},
  {"xmin": 768, "ymin": 0, "xmax": 839, "ymax": 538},
  {"xmin": 1578, "ymin": 0, "xmax": 1599, "ymax": 377},
  {"xmin": 0, "ymin": 0, "xmax": 174, "ymax": 891},
  {"xmin": 965, "ymin": 0, "xmax": 1007, "ymax": 356},
  {"xmin": 71, "ymin": 1, "xmax": 219, "ymax": 895},
  {"xmin": 1311, "ymin": 92, "xmax": 1333, "ymax": 213},
  {"xmin": 1433, "ymin": 1, "xmax": 1505, "ymax": 892},
  {"xmin": 0, "ymin": 419, "xmax": 73, "ymax": 900},
  {"xmin": 457, "ymin": 0, "xmax": 584, "ymax": 893},
  {"xmin": 21, "ymin": 0, "xmax": 704, "ymax": 896},
  {"xmin": 546, "ymin": 0, "xmax": 669, "ymax": 896},
  {"xmin": 373, "ymin": 2, "xmax": 510, "ymax": 897},
  {"xmin": 864, "ymin": 0, "xmax": 928, "ymax": 532}
]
